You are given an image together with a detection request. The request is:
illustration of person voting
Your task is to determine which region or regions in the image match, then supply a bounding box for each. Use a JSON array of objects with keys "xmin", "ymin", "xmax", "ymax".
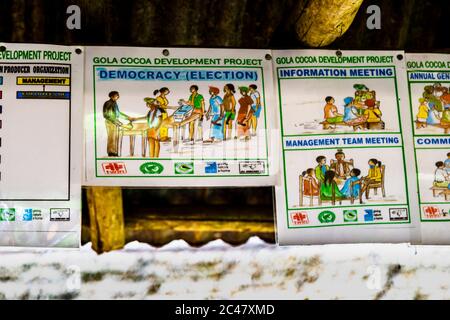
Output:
[
  {"xmin": 248, "ymin": 84, "xmax": 262, "ymax": 136},
  {"xmin": 204, "ymin": 86, "xmax": 224, "ymax": 143},
  {"xmin": 103, "ymin": 91, "xmax": 132, "ymax": 157},
  {"xmin": 184, "ymin": 85, "xmax": 205, "ymax": 143},
  {"xmin": 133, "ymin": 97, "xmax": 163, "ymax": 158},
  {"xmin": 236, "ymin": 86, "xmax": 254, "ymax": 140},
  {"xmin": 222, "ymin": 83, "xmax": 237, "ymax": 140}
]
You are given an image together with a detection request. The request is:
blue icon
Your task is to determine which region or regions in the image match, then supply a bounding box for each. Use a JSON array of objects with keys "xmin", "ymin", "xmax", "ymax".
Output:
[
  {"xmin": 364, "ymin": 209, "xmax": 374, "ymax": 222},
  {"xmin": 0, "ymin": 76, "xmax": 3, "ymax": 85},
  {"xmin": 23, "ymin": 209, "xmax": 33, "ymax": 221},
  {"xmin": 205, "ymin": 162, "xmax": 218, "ymax": 174}
]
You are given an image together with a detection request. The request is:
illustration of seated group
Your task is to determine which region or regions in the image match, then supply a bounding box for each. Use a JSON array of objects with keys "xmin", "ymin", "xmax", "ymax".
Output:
[
  {"xmin": 432, "ymin": 152, "xmax": 450, "ymax": 199},
  {"xmin": 322, "ymin": 84, "xmax": 384, "ymax": 131},
  {"xmin": 415, "ymin": 83, "xmax": 450, "ymax": 133},
  {"xmin": 102, "ymin": 83, "xmax": 263, "ymax": 158},
  {"xmin": 299, "ymin": 149, "xmax": 385, "ymax": 206}
]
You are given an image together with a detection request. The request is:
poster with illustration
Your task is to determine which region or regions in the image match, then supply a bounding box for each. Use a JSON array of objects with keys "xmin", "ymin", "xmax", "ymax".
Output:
[
  {"xmin": 273, "ymin": 50, "xmax": 420, "ymax": 244},
  {"xmin": 0, "ymin": 43, "xmax": 83, "ymax": 247},
  {"xmin": 407, "ymin": 53, "xmax": 450, "ymax": 244},
  {"xmin": 84, "ymin": 47, "xmax": 276, "ymax": 186}
]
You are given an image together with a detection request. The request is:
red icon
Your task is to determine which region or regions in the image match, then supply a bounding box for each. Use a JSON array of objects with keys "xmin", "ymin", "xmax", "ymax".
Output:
[
  {"xmin": 423, "ymin": 206, "xmax": 441, "ymax": 219},
  {"xmin": 291, "ymin": 212, "xmax": 309, "ymax": 225},
  {"xmin": 102, "ymin": 162, "xmax": 127, "ymax": 174}
]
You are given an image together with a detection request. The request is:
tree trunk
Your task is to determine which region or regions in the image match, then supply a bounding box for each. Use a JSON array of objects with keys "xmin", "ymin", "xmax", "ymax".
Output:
[
  {"xmin": 86, "ymin": 186, "xmax": 125, "ymax": 253},
  {"xmin": 296, "ymin": 0, "xmax": 363, "ymax": 47}
]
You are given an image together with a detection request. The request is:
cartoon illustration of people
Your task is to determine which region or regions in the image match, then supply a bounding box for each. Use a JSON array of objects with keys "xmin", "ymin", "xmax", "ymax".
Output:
[
  {"xmin": 133, "ymin": 97, "xmax": 163, "ymax": 158},
  {"xmin": 204, "ymin": 86, "xmax": 224, "ymax": 143},
  {"xmin": 416, "ymin": 83, "xmax": 450, "ymax": 133},
  {"xmin": 426, "ymin": 102, "xmax": 441, "ymax": 125},
  {"xmin": 320, "ymin": 170, "xmax": 345, "ymax": 201},
  {"xmin": 340, "ymin": 168, "xmax": 362, "ymax": 198},
  {"xmin": 353, "ymin": 84, "xmax": 374, "ymax": 116},
  {"xmin": 443, "ymin": 93, "xmax": 450, "ymax": 110},
  {"xmin": 248, "ymin": 84, "xmax": 262, "ymax": 136},
  {"xmin": 222, "ymin": 83, "xmax": 237, "ymax": 140},
  {"xmin": 342, "ymin": 96, "xmax": 366, "ymax": 128},
  {"xmin": 154, "ymin": 87, "xmax": 171, "ymax": 142},
  {"xmin": 185, "ymin": 85, "xmax": 205, "ymax": 143},
  {"xmin": 440, "ymin": 107, "xmax": 450, "ymax": 128},
  {"xmin": 363, "ymin": 99, "xmax": 383, "ymax": 129},
  {"xmin": 323, "ymin": 96, "xmax": 343, "ymax": 126},
  {"xmin": 299, "ymin": 152, "xmax": 392, "ymax": 206},
  {"xmin": 330, "ymin": 149, "xmax": 353, "ymax": 179},
  {"xmin": 363, "ymin": 158, "xmax": 382, "ymax": 189},
  {"xmin": 103, "ymin": 91, "xmax": 131, "ymax": 157},
  {"xmin": 434, "ymin": 161, "xmax": 449, "ymax": 188},
  {"xmin": 236, "ymin": 86, "xmax": 254, "ymax": 140},
  {"xmin": 445, "ymin": 152, "xmax": 450, "ymax": 174},
  {"xmin": 301, "ymin": 168, "xmax": 319, "ymax": 197},
  {"xmin": 314, "ymin": 155, "xmax": 329, "ymax": 183},
  {"xmin": 416, "ymin": 98, "xmax": 429, "ymax": 128}
]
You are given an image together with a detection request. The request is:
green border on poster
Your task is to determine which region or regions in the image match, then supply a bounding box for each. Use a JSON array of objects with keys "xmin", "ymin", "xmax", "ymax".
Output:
[
  {"xmin": 276, "ymin": 65, "xmax": 412, "ymax": 229},
  {"xmin": 407, "ymin": 70, "xmax": 450, "ymax": 222},
  {"xmin": 92, "ymin": 65, "xmax": 270, "ymax": 178}
]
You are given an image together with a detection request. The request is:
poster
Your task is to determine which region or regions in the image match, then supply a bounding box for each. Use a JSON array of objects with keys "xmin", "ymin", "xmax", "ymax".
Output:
[
  {"xmin": 273, "ymin": 50, "xmax": 420, "ymax": 244},
  {"xmin": 84, "ymin": 47, "xmax": 276, "ymax": 186},
  {"xmin": 406, "ymin": 53, "xmax": 450, "ymax": 244},
  {"xmin": 0, "ymin": 43, "xmax": 83, "ymax": 247}
]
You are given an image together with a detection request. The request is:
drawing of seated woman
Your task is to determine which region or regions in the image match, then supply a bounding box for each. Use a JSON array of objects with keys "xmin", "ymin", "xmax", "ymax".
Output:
[
  {"xmin": 340, "ymin": 168, "xmax": 361, "ymax": 198},
  {"xmin": 302, "ymin": 168, "xmax": 319, "ymax": 196},
  {"xmin": 363, "ymin": 158, "xmax": 382, "ymax": 191},
  {"xmin": 434, "ymin": 161, "xmax": 450, "ymax": 188},
  {"xmin": 320, "ymin": 170, "xmax": 345, "ymax": 201},
  {"xmin": 426, "ymin": 102, "xmax": 441, "ymax": 125},
  {"xmin": 342, "ymin": 97, "xmax": 366, "ymax": 126}
]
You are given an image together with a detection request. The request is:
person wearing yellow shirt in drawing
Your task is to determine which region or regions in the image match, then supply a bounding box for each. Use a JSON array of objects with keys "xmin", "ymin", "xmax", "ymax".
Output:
[
  {"xmin": 153, "ymin": 87, "xmax": 171, "ymax": 142},
  {"xmin": 363, "ymin": 99, "xmax": 383, "ymax": 130},
  {"xmin": 362, "ymin": 158, "xmax": 382, "ymax": 194},
  {"xmin": 416, "ymin": 97, "xmax": 429, "ymax": 129}
]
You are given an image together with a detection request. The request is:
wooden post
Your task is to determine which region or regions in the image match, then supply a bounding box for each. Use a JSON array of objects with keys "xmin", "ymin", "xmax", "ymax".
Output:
[
  {"xmin": 87, "ymin": 186, "xmax": 125, "ymax": 253},
  {"xmin": 296, "ymin": 0, "xmax": 363, "ymax": 47}
]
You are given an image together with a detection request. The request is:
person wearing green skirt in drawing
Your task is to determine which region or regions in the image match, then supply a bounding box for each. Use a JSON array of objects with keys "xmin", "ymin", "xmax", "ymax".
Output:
[
  {"xmin": 320, "ymin": 170, "xmax": 345, "ymax": 201},
  {"xmin": 323, "ymin": 96, "xmax": 344, "ymax": 125}
]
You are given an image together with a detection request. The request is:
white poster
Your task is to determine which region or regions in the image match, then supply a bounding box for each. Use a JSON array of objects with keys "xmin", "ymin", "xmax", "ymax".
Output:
[
  {"xmin": 84, "ymin": 47, "xmax": 277, "ymax": 186},
  {"xmin": 406, "ymin": 53, "xmax": 450, "ymax": 244},
  {"xmin": 273, "ymin": 50, "xmax": 420, "ymax": 244},
  {"xmin": 0, "ymin": 43, "xmax": 83, "ymax": 247}
]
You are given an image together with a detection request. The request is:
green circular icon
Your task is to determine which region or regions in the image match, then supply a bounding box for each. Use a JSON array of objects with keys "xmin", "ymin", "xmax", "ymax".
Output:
[
  {"xmin": 318, "ymin": 210, "xmax": 336, "ymax": 223},
  {"xmin": 344, "ymin": 210, "xmax": 357, "ymax": 222},
  {"xmin": 140, "ymin": 162, "xmax": 164, "ymax": 174}
]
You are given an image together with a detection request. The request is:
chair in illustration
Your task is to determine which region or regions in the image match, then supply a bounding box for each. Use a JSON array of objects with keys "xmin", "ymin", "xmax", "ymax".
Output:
[
  {"xmin": 349, "ymin": 179, "xmax": 363, "ymax": 204},
  {"xmin": 298, "ymin": 175, "xmax": 319, "ymax": 207},
  {"xmin": 365, "ymin": 165, "xmax": 386, "ymax": 199},
  {"xmin": 317, "ymin": 180, "xmax": 341, "ymax": 206}
]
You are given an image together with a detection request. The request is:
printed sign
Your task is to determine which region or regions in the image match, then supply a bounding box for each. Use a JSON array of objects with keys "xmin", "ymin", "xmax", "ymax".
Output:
[
  {"xmin": 406, "ymin": 53, "xmax": 450, "ymax": 244},
  {"xmin": 84, "ymin": 47, "xmax": 276, "ymax": 186},
  {"xmin": 0, "ymin": 43, "xmax": 83, "ymax": 247},
  {"xmin": 273, "ymin": 50, "xmax": 420, "ymax": 244}
]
